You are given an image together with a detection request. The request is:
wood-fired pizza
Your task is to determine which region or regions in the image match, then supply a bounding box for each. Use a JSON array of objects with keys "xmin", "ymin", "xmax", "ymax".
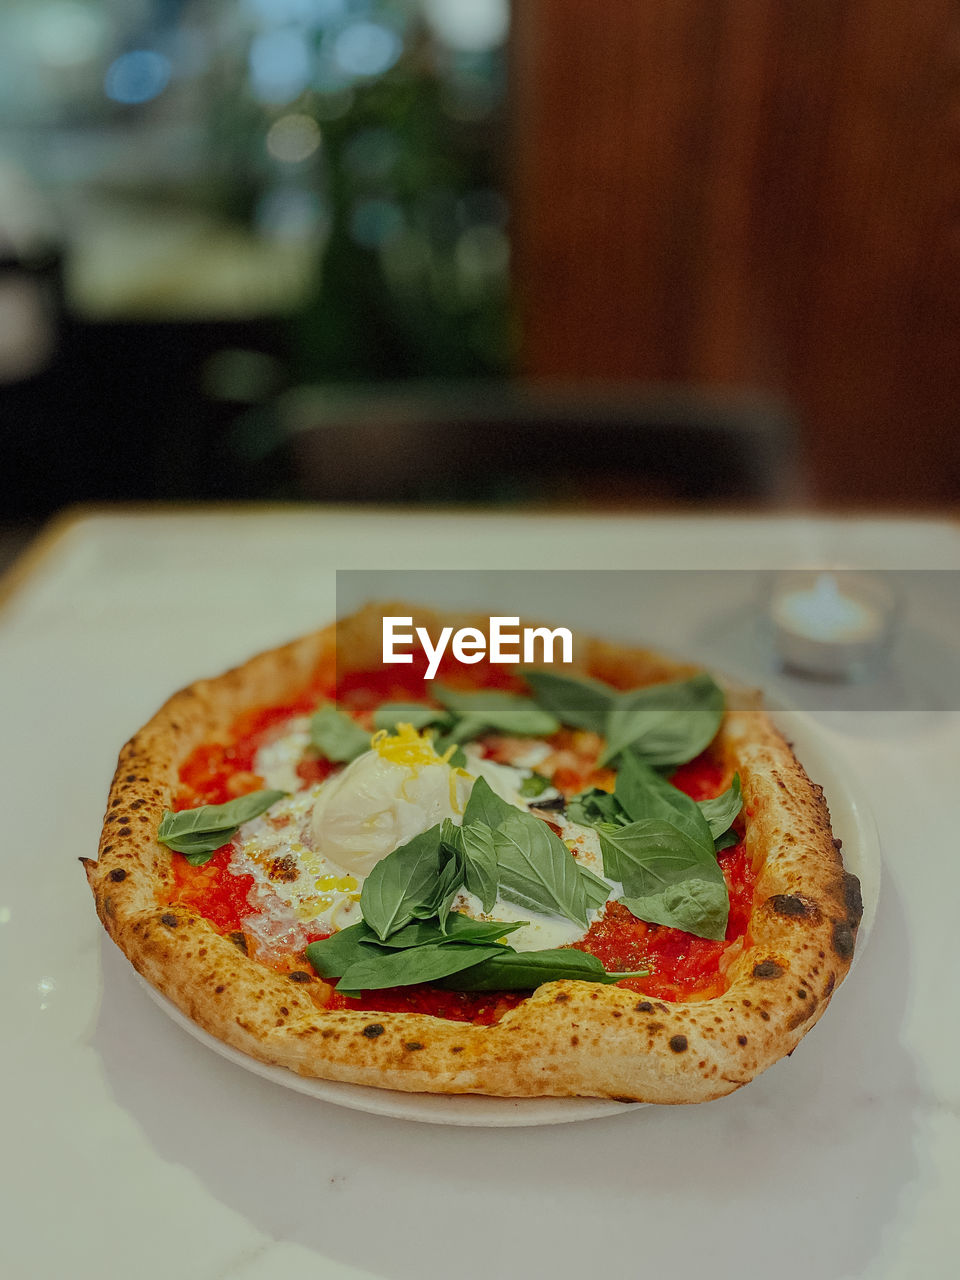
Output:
[{"xmin": 84, "ymin": 603, "xmax": 862, "ymax": 1103}]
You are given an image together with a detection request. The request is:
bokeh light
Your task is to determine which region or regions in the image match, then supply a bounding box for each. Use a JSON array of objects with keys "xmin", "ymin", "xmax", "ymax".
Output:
[
  {"xmin": 332, "ymin": 21, "xmax": 402, "ymax": 77},
  {"xmin": 249, "ymin": 29, "xmax": 312, "ymax": 104},
  {"xmin": 104, "ymin": 50, "xmax": 171, "ymax": 105},
  {"xmin": 455, "ymin": 224, "xmax": 509, "ymax": 288},
  {"xmin": 266, "ymin": 113, "xmax": 323, "ymax": 163},
  {"xmin": 421, "ymin": 0, "xmax": 509, "ymax": 53}
]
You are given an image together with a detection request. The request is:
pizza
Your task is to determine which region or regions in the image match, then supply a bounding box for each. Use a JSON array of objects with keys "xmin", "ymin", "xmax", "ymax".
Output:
[{"xmin": 84, "ymin": 603, "xmax": 862, "ymax": 1103}]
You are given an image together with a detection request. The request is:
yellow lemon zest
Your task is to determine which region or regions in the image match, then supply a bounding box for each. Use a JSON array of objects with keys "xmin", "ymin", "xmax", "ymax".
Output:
[
  {"xmin": 371, "ymin": 722, "xmax": 445, "ymax": 770},
  {"xmin": 371, "ymin": 722, "xmax": 467, "ymax": 808}
]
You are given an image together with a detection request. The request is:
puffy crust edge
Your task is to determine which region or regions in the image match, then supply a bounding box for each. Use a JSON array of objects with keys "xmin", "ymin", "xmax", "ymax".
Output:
[{"xmin": 84, "ymin": 603, "xmax": 861, "ymax": 1103}]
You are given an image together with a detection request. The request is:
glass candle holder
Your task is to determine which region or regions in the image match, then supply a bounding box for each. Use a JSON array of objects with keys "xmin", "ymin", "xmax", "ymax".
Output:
[{"xmin": 767, "ymin": 570, "xmax": 898, "ymax": 681}]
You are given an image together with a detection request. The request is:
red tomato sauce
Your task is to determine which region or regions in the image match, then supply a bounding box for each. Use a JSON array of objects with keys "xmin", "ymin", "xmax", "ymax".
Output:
[
  {"xmin": 167, "ymin": 669, "xmax": 757, "ymax": 1020},
  {"xmin": 571, "ymin": 841, "xmax": 756, "ymax": 1003},
  {"xmin": 174, "ymin": 683, "xmax": 335, "ymax": 810},
  {"xmin": 170, "ymin": 844, "xmax": 255, "ymax": 934}
]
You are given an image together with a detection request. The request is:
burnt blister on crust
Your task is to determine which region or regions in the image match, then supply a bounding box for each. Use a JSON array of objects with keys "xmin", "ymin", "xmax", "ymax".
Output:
[
  {"xmin": 843, "ymin": 871, "xmax": 864, "ymax": 925},
  {"xmin": 832, "ymin": 921, "xmax": 856, "ymax": 959},
  {"xmin": 752, "ymin": 960, "xmax": 785, "ymax": 979},
  {"xmin": 768, "ymin": 893, "xmax": 817, "ymax": 920}
]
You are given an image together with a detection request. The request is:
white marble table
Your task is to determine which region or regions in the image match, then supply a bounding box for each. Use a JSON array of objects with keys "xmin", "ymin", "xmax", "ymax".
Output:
[{"xmin": 1, "ymin": 508, "xmax": 958, "ymax": 1280}]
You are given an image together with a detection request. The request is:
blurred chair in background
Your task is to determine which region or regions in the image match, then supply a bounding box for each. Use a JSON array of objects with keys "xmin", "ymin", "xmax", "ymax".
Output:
[{"xmin": 232, "ymin": 380, "xmax": 800, "ymax": 505}]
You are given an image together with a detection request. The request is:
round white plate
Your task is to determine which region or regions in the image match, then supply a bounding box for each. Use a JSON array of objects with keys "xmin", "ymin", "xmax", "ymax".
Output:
[{"xmin": 138, "ymin": 708, "xmax": 880, "ymax": 1126}]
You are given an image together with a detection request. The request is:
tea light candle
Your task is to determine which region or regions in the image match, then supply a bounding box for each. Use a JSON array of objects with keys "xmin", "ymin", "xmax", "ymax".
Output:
[{"xmin": 769, "ymin": 571, "xmax": 895, "ymax": 679}]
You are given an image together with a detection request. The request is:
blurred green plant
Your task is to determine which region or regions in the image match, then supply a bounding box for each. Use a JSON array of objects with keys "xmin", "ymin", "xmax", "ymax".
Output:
[
  {"xmin": 293, "ymin": 62, "xmax": 512, "ymax": 380},
  {"xmin": 200, "ymin": 4, "xmax": 513, "ymax": 381}
]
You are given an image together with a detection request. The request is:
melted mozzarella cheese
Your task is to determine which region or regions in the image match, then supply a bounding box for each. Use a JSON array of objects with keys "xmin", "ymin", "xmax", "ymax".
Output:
[
  {"xmin": 453, "ymin": 888, "xmax": 587, "ymax": 952},
  {"xmin": 254, "ymin": 716, "xmax": 312, "ymax": 792},
  {"xmin": 230, "ymin": 786, "xmax": 364, "ymax": 963}
]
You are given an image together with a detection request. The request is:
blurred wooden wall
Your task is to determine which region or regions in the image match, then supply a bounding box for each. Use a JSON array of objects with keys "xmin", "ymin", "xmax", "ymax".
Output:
[{"xmin": 511, "ymin": 0, "xmax": 960, "ymax": 503}]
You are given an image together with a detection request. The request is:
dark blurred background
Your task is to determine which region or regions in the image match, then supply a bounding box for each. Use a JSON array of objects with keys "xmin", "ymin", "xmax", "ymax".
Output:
[{"xmin": 1, "ymin": 0, "xmax": 959, "ymax": 535}]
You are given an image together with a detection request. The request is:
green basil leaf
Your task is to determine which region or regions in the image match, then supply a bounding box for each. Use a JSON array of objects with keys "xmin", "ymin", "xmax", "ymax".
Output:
[
  {"xmin": 713, "ymin": 829, "xmax": 741, "ymax": 853},
  {"xmin": 305, "ymin": 923, "xmax": 381, "ymax": 979},
  {"xmin": 442, "ymin": 817, "xmax": 499, "ymax": 913},
  {"xmin": 173, "ymin": 837, "xmax": 236, "ymax": 866},
  {"xmin": 372, "ymin": 915, "xmax": 527, "ymax": 949},
  {"xmin": 600, "ymin": 673, "xmax": 725, "ymax": 767},
  {"xmin": 372, "ymin": 702, "xmax": 451, "ymax": 733},
  {"xmin": 614, "ymin": 752, "xmax": 714, "ymax": 852},
  {"xmin": 433, "ymin": 850, "xmax": 465, "ymax": 933},
  {"xmin": 578, "ymin": 863, "xmax": 614, "ymax": 911},
  {"xmin": 620, "ymin": 878, "xmax": 729, "ymax": 944},
  {"xmin": 697, "ymin": 773, "xmax": 743, "ymax": 841},
  {"xmin": 494, "ymin": 811, "xmax": 589, "ymax": 928},
  {"xmin": 462, "ymin": 775, "xmax": 518, "ymax": 829},
  {"xmin": 439, "ymin": 947, "xmax": 646, "ymax": 991},
  {"xmin": 520, "ymin": 669, "xmax": 617, "ymax": 733},
  {"xmin": 566, "ymin": 788, "xmax": 628, "ymax": 829},
  {"xmin": 358, "ymin": 825, "xmax": 445, "ymax": 940},
  {"xmin": 599, "ymin": 819, "xmax": 729, "ymax": 941},
  {"xmin": 309, "ymin": 706, "xmax": 370, "ymax": 763},
  {"xmin": 434, "ymin": 685, "xmax": 560, "ymax": 740},
  {"xmin": 519, "ymin": 773, "xmax": 551, "ymax": 798},
  {"xmin": 336, "ymin": 942, "xmax": 505, "ymax": 996},
  {"xmin": 157, "ymin": 790, "xmax": 286, "ymax": 862},
  {"xmin": 158, "ymin": 827, "xmax": 237, "ymax": 863}
]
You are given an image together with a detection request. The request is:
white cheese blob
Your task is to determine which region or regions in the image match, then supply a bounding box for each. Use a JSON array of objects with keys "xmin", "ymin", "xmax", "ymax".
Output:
[
  {"xmin": 254, "ymin": 716, "xmax": 311, "ymax": 792},
  {"xmin": 310, "ymin": 728, "xmax": 472, "ymax": 876},
  {"xmin": 454, "ymin": 888, "xmax": 588, "ymax": 952}
]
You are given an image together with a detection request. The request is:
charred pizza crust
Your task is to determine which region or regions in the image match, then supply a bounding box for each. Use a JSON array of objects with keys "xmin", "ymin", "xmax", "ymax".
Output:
[{"xmin": 84, "ymin": 603, "xmax": 861, "ymax": 1103}]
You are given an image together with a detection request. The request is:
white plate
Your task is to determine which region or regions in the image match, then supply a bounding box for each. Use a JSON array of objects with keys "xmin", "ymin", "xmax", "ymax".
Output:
[{"xmin": 137, "ymin": 708, "xmax": 880, "ymax": 1127}]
